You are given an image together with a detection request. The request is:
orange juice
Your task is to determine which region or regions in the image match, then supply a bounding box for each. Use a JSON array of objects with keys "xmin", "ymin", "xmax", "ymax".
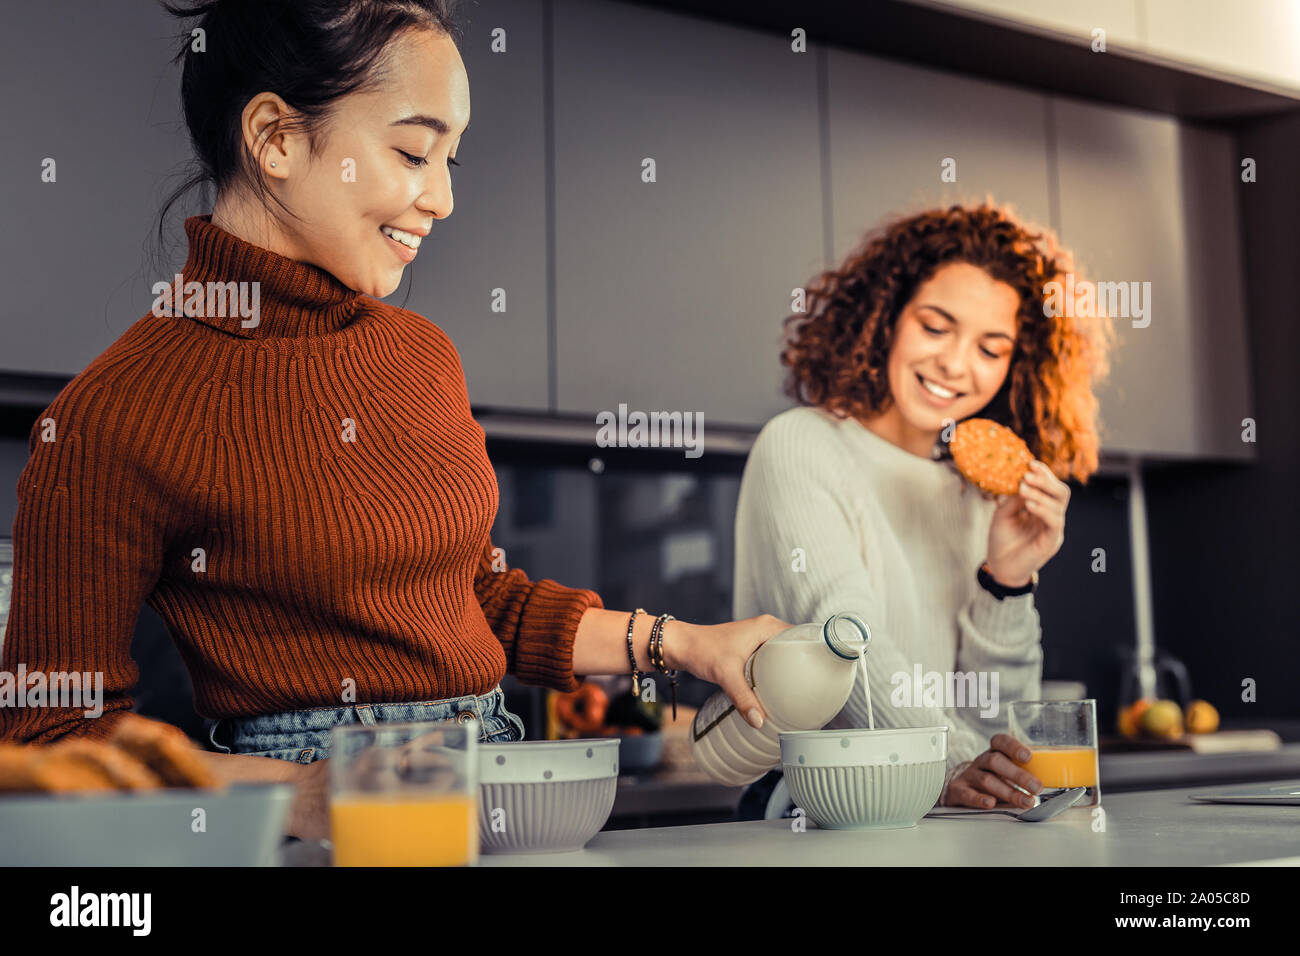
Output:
[
  {"xmin": 1016, "ymin": 745, "xmax": 1098, "ymax": 788},
  {"xmin": 331, "ymin": 792, "xmax": 478, "ymax": 867}
]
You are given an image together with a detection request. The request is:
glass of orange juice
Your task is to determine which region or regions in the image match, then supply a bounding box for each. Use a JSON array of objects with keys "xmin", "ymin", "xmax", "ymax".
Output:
[
  {"xmin": 1010, "ymin": 699, "xmax": 1101, "ymax": 809},
  {"xmin": 329, "ymin": 720, "xmax": 478, "ymax": 867}
]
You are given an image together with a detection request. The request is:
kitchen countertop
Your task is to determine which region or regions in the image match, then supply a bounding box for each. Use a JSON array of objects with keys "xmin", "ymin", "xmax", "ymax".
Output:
[
  {"xmin": 604, "ymin": 745, "xmax": 1300, "ymax": 824},
  {"xmin": 475, "ymin": 781, "xmax": 1300, "ymax": 866},
  {"xmin": 1100, "ymin": 744, "xmax": 1300, "ymax": 790}
]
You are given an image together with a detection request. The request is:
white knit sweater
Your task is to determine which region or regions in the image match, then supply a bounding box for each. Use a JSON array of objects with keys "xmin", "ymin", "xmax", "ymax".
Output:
[{"xmin": 733, "ymin": 405, "xmax": 1043, "ymax": 769}]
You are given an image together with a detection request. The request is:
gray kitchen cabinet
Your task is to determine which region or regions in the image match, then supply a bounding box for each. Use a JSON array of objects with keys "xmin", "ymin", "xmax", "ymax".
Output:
[
  {"xmin": 826, "ymin": 49, "xmax": 1054, "ymax": 265},
  {"xmin": 0, "ymin": 0, "xmax": 550, "ymax": 412},
  {"xmin": 0, "ymin": 1, "xmax": 195, "ymax": 378},
  {"xmin": 1144, "ymin": 0, "xmax": 1300, "ymax": 95},
  {"xmin": 1053, "ymin": 97, "xmax": 1254, "ymax": 460},
  {"xmin": 920, "ymin": 0, "xmax": 1300, "ymax": 96},
  {"xmin": 1175, "ymin": 122, "xmax": 1256, "ymax": 461},
  {"xmin": 917, "ymin": 0, "xmax": 1142, "ymax": 48},
  {"xmin": 551, "ymin": 0, "xmax": 822, "ymax": 429},
  {"xmin": 390, "ymin": 0, "xmax": 550, "ymax": 411}
]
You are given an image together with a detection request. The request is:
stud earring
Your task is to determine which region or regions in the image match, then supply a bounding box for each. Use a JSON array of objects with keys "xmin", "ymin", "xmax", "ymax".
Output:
[{"xmin": 270, "ymin": 162, "xmax": 277, "ymax": 167}]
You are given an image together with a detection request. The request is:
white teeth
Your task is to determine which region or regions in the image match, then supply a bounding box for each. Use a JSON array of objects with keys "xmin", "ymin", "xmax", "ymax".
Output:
[
  {"xmin": 380, "ymin": 225, "xmax": 421, "ymax": 249},
  {"xmin": 920, "ymin": 375, "xmax": 958, "ymax": 399}
]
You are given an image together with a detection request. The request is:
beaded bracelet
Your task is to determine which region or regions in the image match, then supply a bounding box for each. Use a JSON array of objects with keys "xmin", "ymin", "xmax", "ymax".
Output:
[
  {"xmin": 648, "ymin": 612, "xmax": 679, "ymax": 720},
  {"xmin": 625, "ymin": 608, "xmax": 645, "ymax": 697}
]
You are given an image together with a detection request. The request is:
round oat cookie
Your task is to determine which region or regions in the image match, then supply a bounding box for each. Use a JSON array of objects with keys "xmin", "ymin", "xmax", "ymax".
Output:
[{"xmin": 948, "ymin": 418, "xmax": 1033, "ymax": 496}]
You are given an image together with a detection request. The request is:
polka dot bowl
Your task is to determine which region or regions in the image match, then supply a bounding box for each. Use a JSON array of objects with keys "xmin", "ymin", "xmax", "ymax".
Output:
[
  {"xmin": 477, "ymin": 738, "xmax": 620, "ymax": 854},
  {"xmin": 779, "ymin": 727, "xmax": 947, "ymax": 830}
]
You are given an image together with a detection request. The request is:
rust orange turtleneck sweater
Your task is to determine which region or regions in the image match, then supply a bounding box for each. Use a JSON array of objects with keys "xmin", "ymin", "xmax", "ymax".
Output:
[{"xmin": 0, "ymin": 215, "xmax": 602, "ymax": 744}]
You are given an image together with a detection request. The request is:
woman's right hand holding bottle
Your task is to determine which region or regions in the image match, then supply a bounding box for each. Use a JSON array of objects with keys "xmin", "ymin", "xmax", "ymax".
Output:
[{"xmin": 668, "ymin": 614, "xmax": 791, "ymax": 729}]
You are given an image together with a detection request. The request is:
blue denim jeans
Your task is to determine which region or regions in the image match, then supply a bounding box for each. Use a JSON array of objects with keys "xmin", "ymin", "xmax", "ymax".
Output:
[{"xmin": 206, "ymin": 685, "xmax": 525, "ymax": 764}]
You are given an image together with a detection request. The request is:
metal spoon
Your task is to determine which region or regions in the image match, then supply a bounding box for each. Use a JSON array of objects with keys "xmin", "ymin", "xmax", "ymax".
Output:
[{"xmin": 927, "ymin": 787, "xmax": 1087, "ymax": 822}]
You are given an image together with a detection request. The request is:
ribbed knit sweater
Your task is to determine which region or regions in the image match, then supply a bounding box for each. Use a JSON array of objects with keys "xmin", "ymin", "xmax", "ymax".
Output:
[
  {"xmin": 733, "ymin": 405, "xmax": 1043, "ymax": 769},
  {"xmin": 0, "ymin": 215, "xmax": 602, "ymax": 744}
]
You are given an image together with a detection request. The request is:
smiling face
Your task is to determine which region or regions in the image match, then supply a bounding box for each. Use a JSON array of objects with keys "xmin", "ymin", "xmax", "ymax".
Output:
[
  {"xmin": 213, "ymin": 27, "xmax": 468, "ymax": 298},
  {"xmin": 863, "ymin": 261, "xmax": 1021, "ymax": 457}
]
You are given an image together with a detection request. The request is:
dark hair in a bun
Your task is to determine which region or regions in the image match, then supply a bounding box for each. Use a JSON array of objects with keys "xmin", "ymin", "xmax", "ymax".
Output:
[{"xmin": 152, "ymin": 0, "xmax": 464, "ymax": 260}]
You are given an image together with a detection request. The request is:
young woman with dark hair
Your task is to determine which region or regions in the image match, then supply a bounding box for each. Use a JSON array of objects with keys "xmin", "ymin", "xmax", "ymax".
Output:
[
  {"xmin": 0, "ymin": 0, "xmax": 788, "ymax": 838},
  {"xmin": 734, "ymin": 204, "xmax": 1114, "ymax": 813}
]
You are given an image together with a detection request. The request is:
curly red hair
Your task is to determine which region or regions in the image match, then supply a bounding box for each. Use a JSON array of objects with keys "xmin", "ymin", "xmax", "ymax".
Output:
[{"xmin": 781, "ymin": 203, "xmax": 1115, "ymax": 483}]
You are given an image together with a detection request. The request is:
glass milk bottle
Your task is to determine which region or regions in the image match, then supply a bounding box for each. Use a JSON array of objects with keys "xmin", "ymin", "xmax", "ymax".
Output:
[{"xmin": 690, "ymin": 612, "xmax": 872, "ymax": 787}]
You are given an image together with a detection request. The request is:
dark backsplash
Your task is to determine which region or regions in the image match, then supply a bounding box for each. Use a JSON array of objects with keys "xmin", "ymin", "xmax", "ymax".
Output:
[{"xmin": 488, "ymin": 440, "xmax": 746, "ymax": 713}]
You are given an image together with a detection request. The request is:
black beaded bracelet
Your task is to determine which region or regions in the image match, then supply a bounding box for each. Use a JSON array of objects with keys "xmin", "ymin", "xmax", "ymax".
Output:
[
  {"xmin": 625, "ymin": 608, "xmax": 645, "ymax": 696},
  {"xmin": 649, "ymin": 612, "xmax": 679, "ymax": 720}
]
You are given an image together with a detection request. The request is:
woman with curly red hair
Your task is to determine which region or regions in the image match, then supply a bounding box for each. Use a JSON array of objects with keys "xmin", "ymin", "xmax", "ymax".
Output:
[{"xmin": 733, "ymin": 204, "xmax": 1114, "ymax": 814}]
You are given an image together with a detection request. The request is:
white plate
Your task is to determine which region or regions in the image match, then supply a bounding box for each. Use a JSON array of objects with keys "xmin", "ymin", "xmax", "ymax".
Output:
[
  {"xmin": 1188, "ymin": 782, "xmax": 1300, "ymax": 805},
  {"xmin": 0, "ymin": 783, "xmax": 292, "ymax": 866}
]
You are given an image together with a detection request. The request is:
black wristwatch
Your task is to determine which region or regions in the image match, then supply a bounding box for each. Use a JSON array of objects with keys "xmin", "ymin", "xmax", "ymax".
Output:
[{"xmin": 977, "ymin": 562, "xmax": 1037, "ymax": 600}]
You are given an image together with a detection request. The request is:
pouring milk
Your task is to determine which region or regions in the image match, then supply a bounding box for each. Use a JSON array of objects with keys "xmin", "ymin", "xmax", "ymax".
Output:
[{"xmin": 691, "ymin": 611, "xmax": 873, "ymax": 787}]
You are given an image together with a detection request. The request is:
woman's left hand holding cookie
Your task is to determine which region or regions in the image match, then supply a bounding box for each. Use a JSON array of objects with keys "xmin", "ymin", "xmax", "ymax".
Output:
[{"xmin": 984, "ymin": 460, "xmax": 1069, "ymax": 587}]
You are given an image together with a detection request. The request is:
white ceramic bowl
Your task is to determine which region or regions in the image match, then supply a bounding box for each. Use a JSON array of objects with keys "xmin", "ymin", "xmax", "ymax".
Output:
[
  {"xmin": 780, "ymin": 726, "xmax": 947, "ymax": 829},
  {"xmin": 477, "ymin": 739, "xmax": 619, "ymax": 854}
]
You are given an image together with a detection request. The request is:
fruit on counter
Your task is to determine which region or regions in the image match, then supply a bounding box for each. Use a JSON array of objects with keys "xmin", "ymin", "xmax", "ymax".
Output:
[
  {"xmin": 1185, "ymin": 699, "xmax": 1220, "ymax": 734},
  {"xmin": 1117, "ymin": 699, "xmax": 1152, "ymax": 738},
  {"xmin": 1140, "ymin": 699, "xmax": 1184, "ymax": 739},
  {"xmin": 553, "ymin": 682, "xmax": 609, "ymax": 734}
]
